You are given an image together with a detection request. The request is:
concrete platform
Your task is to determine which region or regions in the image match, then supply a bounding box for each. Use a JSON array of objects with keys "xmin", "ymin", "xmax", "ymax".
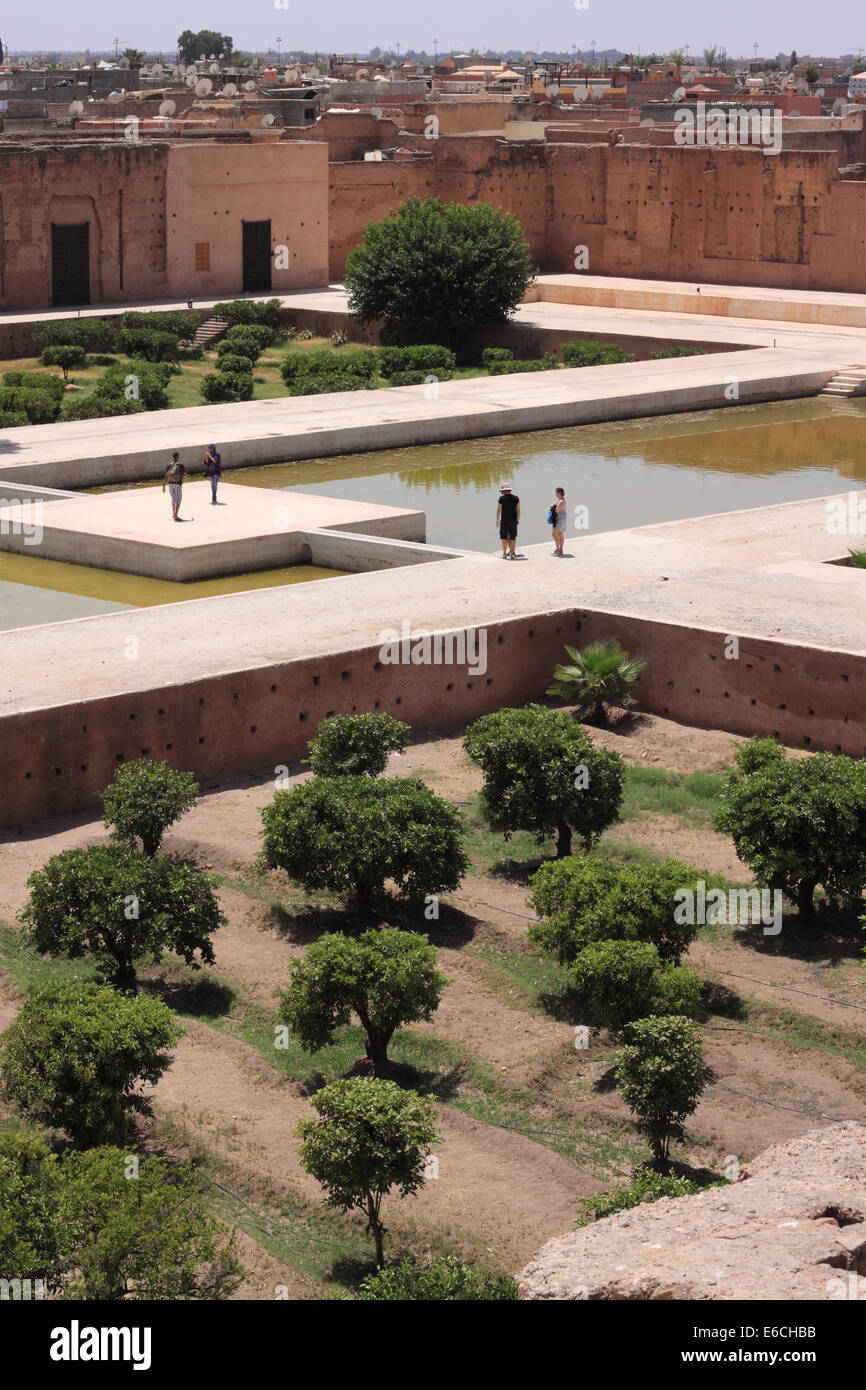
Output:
[
  {"xmin": 0, "ymin": 481, "xmax": 426, "ymax": 581},
  {"xmin": 2, "ymin": 491, "xmax": 866, "ymax": 829}
]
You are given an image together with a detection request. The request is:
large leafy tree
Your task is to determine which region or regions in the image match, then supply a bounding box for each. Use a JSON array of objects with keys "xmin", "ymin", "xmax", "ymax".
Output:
[
  {"xmin": 616, "ymin": 1015, "xmax": 706, "ymax": 1163},
  {"xmin": 713, "ymin": 738, "xmax": 866, "ymax": 919},
  {"xmin": 297, "ymin": 1077, "xmax": 437, "ymax": 1266},
  {"xmin": 344, "ymin": 196, "xmax": 535, "ymax": 352},
  {"xmin": 177, "ymin": 29, "xmax": 233, "ymax": 64},
  {"xmin": 464, "ymin": 704, "xmax": 623, "ymax": 859},
  {"xmin": 529, "ymin": 856, "xmax": 726, "ymax": 964},
  {"xmin": 102, "ymin": 757, "xmax": 199, "ymax": 855},
  {"xmin": 260, "ymin": 776, "xmax": 467, "ymax": 913},
  {"xmin": 20, "ymin": 844, "xmax": 225, "ymax": 992},
  {"xmin": 0, "ymin": 982, "xmax": 180, "ymax": 1146},
  {"xmin": 279, "ymin": 929, "xmax": 446, "ymax": 1074}
]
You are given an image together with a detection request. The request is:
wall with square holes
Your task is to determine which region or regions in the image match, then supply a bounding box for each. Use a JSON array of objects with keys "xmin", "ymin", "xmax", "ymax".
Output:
[{"xmin": 4, "ymin": 607, "xmax": 864, "ymax": 828}]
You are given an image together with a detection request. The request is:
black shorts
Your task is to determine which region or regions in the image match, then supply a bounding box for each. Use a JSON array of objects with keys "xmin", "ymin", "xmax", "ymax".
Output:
[{"xmin": 499, "ymin": 523, "xmax": 518, "ymax": 540}]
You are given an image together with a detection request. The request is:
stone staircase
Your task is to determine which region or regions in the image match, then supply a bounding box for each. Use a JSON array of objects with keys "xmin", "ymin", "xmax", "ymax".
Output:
[
  {"xmin": 193, "ymin": 316, "xmax": 229, "ymax": 349},
  {"xmin": 818, "ymin": 364, "xmax": 866, "ymax": 398}
]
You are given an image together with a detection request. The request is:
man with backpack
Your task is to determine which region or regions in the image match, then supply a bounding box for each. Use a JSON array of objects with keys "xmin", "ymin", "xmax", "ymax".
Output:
[{"xmin": 162, "ymin": 452, "xmax": 186, "ymax": 522}]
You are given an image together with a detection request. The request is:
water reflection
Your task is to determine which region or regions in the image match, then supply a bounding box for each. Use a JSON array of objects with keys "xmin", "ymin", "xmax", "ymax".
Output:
[{"xmin": 235, "ymin": 398, "xmax": 866, "ymax": 550}]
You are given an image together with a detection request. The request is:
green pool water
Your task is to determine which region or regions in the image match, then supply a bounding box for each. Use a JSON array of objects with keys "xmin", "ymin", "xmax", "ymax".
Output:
[
  {"xmin": 3, "ymin": 396, "xmax": 864, "ymax": 630},
  {"xmin": 234, "ymin": 397, "xmax": 866, "ymax": 549}
]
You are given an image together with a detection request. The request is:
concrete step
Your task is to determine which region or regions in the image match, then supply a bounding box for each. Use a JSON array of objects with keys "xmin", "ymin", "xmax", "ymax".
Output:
[
  {"xmin": 193, "ymin": 316, "xmax": 229, "ymax": 347},
  {"xmin": 818, "ymin": 365, "xmax": 866, "ymax": 398}
]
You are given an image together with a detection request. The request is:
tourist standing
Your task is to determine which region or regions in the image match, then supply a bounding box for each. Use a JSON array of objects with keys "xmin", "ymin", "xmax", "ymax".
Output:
[
  {"xmin": 549, "ymin": 487, "xmax": 567, "ymax": 556},
  {"xmin": 162, "ymin": 452, "xmax": 186, "ymax": 522},
  {"xmin": 496, "ymin": 484, "xmax": 520, "ymax": 559},
  {"xmin": 204, "ymin": 444, "xmax": 222, "ymax": 504}
]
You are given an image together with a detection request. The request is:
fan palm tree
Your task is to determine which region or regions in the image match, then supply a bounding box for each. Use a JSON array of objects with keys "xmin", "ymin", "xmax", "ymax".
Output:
[
  {"xmin": 702, "ymin": 46, "xmax": 718, "ymax": 69},
  {"xmin": 668, "ymin": 48, "xmax": 686, "ymax": 69},
  {"xmin": 547, "ymin": 638, "xmax": 646, "ymax": 724}
]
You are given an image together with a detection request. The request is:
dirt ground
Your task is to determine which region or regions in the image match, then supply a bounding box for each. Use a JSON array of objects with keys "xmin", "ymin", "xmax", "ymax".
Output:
[{"xmin": 1, "ymin": 710, "xmax": 864, "ymax": 1298}]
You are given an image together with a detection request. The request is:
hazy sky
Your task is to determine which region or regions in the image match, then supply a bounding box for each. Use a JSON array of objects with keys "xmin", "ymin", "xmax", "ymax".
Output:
[{"xmin": 4, "ymin": 0, "xmax": 865, "ymax": 58}]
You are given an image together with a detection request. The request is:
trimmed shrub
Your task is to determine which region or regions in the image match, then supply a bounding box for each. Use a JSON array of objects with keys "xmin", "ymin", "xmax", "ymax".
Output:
[
  {"xmin": 217, "ymin": 336, "xmax": 261, "ymax": 365},
  {"xmin": 200, "ymin": 371, "xmax": 254, "ymax": 403},
  {"xmin": 386, "ymin": 370, "xmax": 432, "ymax": 386},
  {"xmin": 529, "ymin": 856, "xmax": 727, "ymax": 965},
  {"xmin": 60, "ymin": 393, "xmax": 142, "ymax": 421},
  {"xmin": 176, "ymin": 344, "xmax": 205, "ymax": 361},
  {"xmin": 649, "ymin": 346, "xmax": 706, "ymax": 359},
  {"xmin": 572, "ymin": 939, "xmax": 702, "ymax": 1036},
  {"xmin": 117, "ymin": 328, "xmax": 179, "ymax": 362},
  {"xmin": 2, "ymin": 370, "xmax": 65, "ymax": 400},
  {"xmin": 0, "ymin": 982, "xmax": 180, "ymax": 1145},
  {"xmin": 0, "ymin": 386, "xmax": 62, "ymax": 425},
  {"xmin": 481, "ymin": 346, "xmax": 515, "ymax": 367},
  {"xmin": 93, "ymin": 359, "xmax": 170, "ymax": 411},
  {"xmin": 0, "ymin": 410, "xmax": 28, "ymax": 427},
  {"xmin": 212, "ymin": 298, "xmax": 282, "ymax": 327},
  {"xmin": 488, "ymin": 353, "xmax": 558, "ymax": 374},
  {"xmin": 101, "ymin": 757, "xmax": 199, "ymax": 855},
  {"xmin": 374, "ymin": 344, "xmax": 457, "ymax": 376},
  {"xmin": 215, "ymin": 353, "xmax": 254, "ymax": 376},
  {"xmin": 39, "ymin": 344, "xmax": 87, "ymax": 378},
  {"xmin": 306, "ymin": 713, "xmax": 411, "ymax": 777},
  {"xmin": 223, "ymin": 323, "xmax": 274, "ymax": 352},
  {"xmin": 32, "ymin": 318, "xmax": 117, "ymax": 352},
  {"xmin": 121, "ymin": 309, "xmax": 201, "ymax": 340},
  {"xmin": 561, "ymin": 341, "xmax": 635, "ymax": 366},
  {"xmin": 260, "ymin": 775, "xmax": 468, "ymax": 913},
  {"xmin": 280, "ymin": 348, "xmax": 377, "ymax": 386},
  {"xmin": 286, "ymin": 373, "xmax": 369, "ymax": 396}
]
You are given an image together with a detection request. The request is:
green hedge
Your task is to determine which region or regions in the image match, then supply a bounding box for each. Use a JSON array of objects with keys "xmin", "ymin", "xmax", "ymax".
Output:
[
  {"xmin": 59, "ymin": 393, "xmax": 143, "ymax": 421},
  {"xmin": 117, "ymin": 329, "xmax": 179, "ymax": 362},
  {"xmin": 280, "ymin": 349, "xmax": 377, "ymax": 387},
  {"xmin": 217, "ymin": 336, "xmax": 261, "ymax": 364},
  {"xmin": 649, "ymin": 346, "xmax": 706, "ymax": 360},
  {"xmin": 216, "ymin": 353, "xmax": 254, "ymax": 376},
  {"xmin": 481, "ymin": 347, "xmax": 515, "ymax": 367},
  {"xmin": 200, "ymin": 372, "xmax": 254, "ymax": 403},
  {"xmin": 0, "ymin": 371, "xmax": 66, "ymax": 424},
  {"xmin": 93, "ymin": 360, "xmax": 171, "ymax": 412},
  {"xmin": 223, "ymin": 323, "xmax": 274, "ymax": 351},
  {"xmin": 561, "ymin": 341, "xmax": 635, "ymax": 367},
  {"xmin": 488, "ymin": 353, "xmax": 558, "ymax": 375},
  {"xmin": 121, "ymin": 310, "xmax": 201, "ymax": 340},
  {"xmin": 32, "ymin": 319, "xmax": 118, "ymax": 352},
  {"xmin": 212, "ymin": 298, "xmax": 282, "ymax": 328},
  {"xmin": 375, "ymin": 344, "xmax": 456, "ymax": 375}
]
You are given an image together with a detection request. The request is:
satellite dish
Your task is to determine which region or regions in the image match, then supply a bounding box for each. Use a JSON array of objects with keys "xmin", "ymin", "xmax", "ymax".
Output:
[
  {"xmin": 788, "ymin": 108, "xmax": 801, "ymax": 117},
  {"xmin": 172, "ymin": 64, "xmax": 183, "ymax": 77},
  {"xmin": 159, "ymin": 99, "xmax": 176, "ymax": 116},
  {"xmin": 832, "ymin": 97, "xmax": 846, "ymax": 115},
  {"xmin": 151, "ymin": 63, "xmax": 163, "ymax": 79},
  {"xmin": 369, "ymin": 105, "xmax": 383, "ymax": 120},
  {"xmin": 672, "ymin": 85, "xmax": 687, "ymax": 101},
  {"xmin": 796, "ymin": 82, "xmax": 808, "ymax": 95},
  {"xmin": 244, "ymin": 79, "xmax": 256, "ymax": 91},
  {"xmin": 222, "ymin": 82, "xmax": 238, "ymax": 96},
  {"xmin": 117, "ymin": 57, "xmax": 130, "ymax": 71},
  {"xmin": 640, "ymin": 116, "xmax": 654, "ymax": 125},
  {"xmin": 261, "ymin": 113, "xmax": 276, "ymax": 126},
  {"xmin": 195, "ymin": 78, "xmax": 213, "ymax": 96},
  {"xmin": 68, "ymin": 100, "xmax": 84, "ymax": 115},
  {"xmin": 545, "ymin": 83, "xmax": 560, "ymax": 98},
  {"xmin": 815, "ymin": 87, "xmax": 825, "ymax": 97},
  {"xmin": 107, "ymin": 90, "xmax": 124, "ymax": 104},
  {"xmin": 208, "ymin": 63, "xmax": 220, "ymax": 74},
  {"xmin": 185, "ymin": 64, "xmax": 197, "ymax": 75}
]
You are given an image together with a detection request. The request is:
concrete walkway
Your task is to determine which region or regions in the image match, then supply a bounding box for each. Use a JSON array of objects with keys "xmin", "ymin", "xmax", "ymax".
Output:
[
  {"xmin": 0, "ymin": 346, "xmax": 847, "ymax": 491},
  {"xmin": 3, "ymin": 492, "xmax": 864, "ymax": 716}
]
